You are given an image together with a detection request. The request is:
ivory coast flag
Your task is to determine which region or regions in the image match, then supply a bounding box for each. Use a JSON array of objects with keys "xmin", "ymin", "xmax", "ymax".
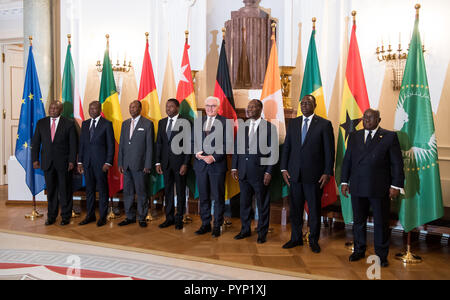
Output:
[
  {"xmin": 61, "ymin": 42, "xmax": 84, "ymax": 127},
  {"xmin": 335, "ymin": 17, "xmax": 370, "ymax": 224},
  {"xmin": 176, "ymin": 40, "xmax": 197, "ymax": 121},
  {"xmin": 299, "ymin": 24, "xmax": 337, "ymax": 209},
  {"xmin": 138, "ymin": 37, "xmax": 164, "ymax": 196},
  {"xmin": 99, "ymin": 41, "xmax": 123, "ymax": 197},
  {"xmin": 261, "ymin": 30, "xmax": 286, "ymax": 202}
]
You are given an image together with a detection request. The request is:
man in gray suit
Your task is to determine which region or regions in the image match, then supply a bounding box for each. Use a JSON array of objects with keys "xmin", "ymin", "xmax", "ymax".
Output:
[{"xmin": 118, "ymin": 100, "xmax": 154, "ymax": 228}]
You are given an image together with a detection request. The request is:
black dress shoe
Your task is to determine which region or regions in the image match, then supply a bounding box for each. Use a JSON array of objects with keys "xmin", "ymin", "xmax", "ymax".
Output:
[
  {"xmin": 380, "ymin": 258, "xmax": 389, "ymax": 268},
  {"xmin": 45, "ymin": 219, "xmax": 55, "ymax": 226},
  {"xmin": 195, "ymin": 224, "xmax": 211, "ymax": 235},
  {"xmin": 159, "ymin": 220, "xmax": 175, "ymax": 228},
  {"xmin": 118, "ymin": 219, "xmax": 136, "ymax": 226},
  {"xmin": 349, "ymin": 252, "xmax": 366, "ymax": 262},
  {"xmin": 175, "ymin": 222, "xmax": 184, "ymax": 230},
  {"xmin": 234, "ymin": 232, "xmax": 251, "ymax": 240},
  {"xmin": 139, "ymin": 221, "xmax": 148, "ymax": 228},
  {"xmin": 212, "ymin": 227, "xmax": 221, "ymax": 237},
  {"xmin": 97, "ymin": 219, "xmax": 107, "ymax": 227},
  {"xmin": 257, "ymin": 235, "xmax": 267, "ymax": 244},
  {"xmin": 310, "ymin": 243, "xmax": 321, "ymax": 253},
  {"xmin": 79, "ymin": 218, "xmax": 96, "ymax": 226},
  {"xmin": 60, "ymin": 219, "xmax": 70, "ymax": 226},
  {"xmin": 282, "ymin": 239, "xmax": 303, "ymax": 249}
]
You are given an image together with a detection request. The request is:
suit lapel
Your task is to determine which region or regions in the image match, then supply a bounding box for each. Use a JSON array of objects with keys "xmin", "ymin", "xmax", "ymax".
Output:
[
  {"xmin": 91, "ymin": 117, "xmax": 103, "ymax": 141},
  {"xmin": 53, "ymin": 117, "xmax": 64, "ymax": 143},
  {"xmin": 358, "ymin": 128, "xmax": 383, "ymax": 163}
]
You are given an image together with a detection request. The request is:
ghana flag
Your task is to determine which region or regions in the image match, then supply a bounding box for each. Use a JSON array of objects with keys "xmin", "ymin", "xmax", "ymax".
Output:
[
  {"xmin": 99, "ymin": 36, "xmax": 123, "ymax": 197},
  {"xmin": 298, "ymin": 20, "xmax": 337, "ymax": 209},
  {"xmin": 335, "ymin": 12, "xmax": 370, "ymax": 224}
]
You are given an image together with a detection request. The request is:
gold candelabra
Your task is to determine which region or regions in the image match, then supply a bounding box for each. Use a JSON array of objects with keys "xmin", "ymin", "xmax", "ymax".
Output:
[
  {"xmin": 96, "ymin": 34, "xmax": 132, "ymax": 73},
  {"xmin": 279, "ymin": 66, "xmax": 295, "ymax": 110}
]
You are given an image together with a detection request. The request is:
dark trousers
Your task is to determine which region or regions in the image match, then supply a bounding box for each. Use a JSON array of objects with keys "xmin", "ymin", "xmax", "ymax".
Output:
[
  {"xmin": 289, "ymin": 182, "xmax": 323, "ymax": 244},
  {"xmin": 195, "ymin": 170, "xmax": 226, "ymax": 228},
  {"xmin": 351, "ymin": 195, "xmax": 391, "ymax": 259},
  {"xmin": 44, "ymin": 165, "xmax": 73, "ymax": 221},
  {"xmin": 123, "ymin": 169, "xmax": 149, "ymax": 221},
  {"xmin": 84, "ymin": 164, "xmax": 109, "ymax": 221},
  {"xmin": 239, "ymin": 178, "xmax": 270, "ymax": 237},
  {"xmin": 163, "ymin": 166, "xmax": 188, "ymax": 223}
]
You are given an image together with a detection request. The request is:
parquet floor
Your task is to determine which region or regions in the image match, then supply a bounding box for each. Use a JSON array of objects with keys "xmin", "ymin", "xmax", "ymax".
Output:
[{"xmin": 1, "ymin": 186, "xmax": 449, "ymax": 280}]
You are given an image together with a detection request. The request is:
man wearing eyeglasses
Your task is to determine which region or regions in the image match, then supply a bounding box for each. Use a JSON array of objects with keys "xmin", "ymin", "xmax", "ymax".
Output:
[{"xmin": 192, "ymin": 96, "xmax": 228, "ymax": 237}]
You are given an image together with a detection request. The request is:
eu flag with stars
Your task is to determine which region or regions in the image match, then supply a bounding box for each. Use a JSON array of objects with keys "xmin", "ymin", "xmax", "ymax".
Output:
[{"xmin": 15, "ymin": 45, "xmax": 46, "ymax": 196}]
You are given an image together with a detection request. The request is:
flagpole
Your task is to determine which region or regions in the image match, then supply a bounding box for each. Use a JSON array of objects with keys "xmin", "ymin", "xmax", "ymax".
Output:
[{"xmin": 394, "ymin": 4, "xmax": 423, "ymax": 265}]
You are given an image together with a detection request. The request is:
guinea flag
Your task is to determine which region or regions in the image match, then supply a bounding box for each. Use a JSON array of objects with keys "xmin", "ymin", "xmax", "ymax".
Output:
[
  {"xmin": 138, "ymin": 35, "xmax": 164, "ymax": 196},
  {"xmin": 335, "ymin": 13, "xmax": 370, "ymax": 224},
  {"xmin": 214, "ymin": 34, "xmax": 239, "ymax": 200},
  {"xmin": 298, "ymin": 21, "xmax": 337, "ymax": 209},
  {"xmin": 176, "ymin": 38, "xmax": 197, "ymax": 121},
  {"xmin": 99, "ymin": 38, "xmax": 123, "ymax": 197}
]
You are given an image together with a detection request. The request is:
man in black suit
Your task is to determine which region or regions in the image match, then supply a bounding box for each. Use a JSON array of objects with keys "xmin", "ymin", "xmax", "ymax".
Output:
[
  {"xmin": 341, "ymin": 108, "xmax": 404, "ymax": 267},
  {"xmin": 118, "ymin": 100, "xmax": 154, "ymax": 228},
  {"xmin": 77, "ymin": 101, "xmax": 115, "ymax": 227},
  {"xmin": 31, "ymin": 101, "xmax": 78, "ymax": 226},
  {"xmin": 156, "ymin": 99, "xmax": 192, "ymax": 230},
  {"xmin": 281, "ymin": 95, "xmax": 335, "ymax": 253},
  {"xmin": 192, "ymin": 96, "xmax": 229, "ymax": 237},
  {"xmin": 231, "ymin": 99, "xmax": 277, "ymax": 244}
]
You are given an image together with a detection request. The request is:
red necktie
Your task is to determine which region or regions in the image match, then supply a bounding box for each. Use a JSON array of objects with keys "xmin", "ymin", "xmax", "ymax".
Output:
[{"xmin": 51, "ymin": 118, "xmax": 56, "ymax": 142}]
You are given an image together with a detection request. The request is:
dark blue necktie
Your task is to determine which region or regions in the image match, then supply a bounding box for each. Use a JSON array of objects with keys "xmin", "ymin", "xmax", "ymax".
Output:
[
  {"xmin": 90, "ymin": 119, "xmax": 97, "ymax": 141},
  {"xmin": 166, "ymin": 118, "xmax": 173, "ymax": 140},
  {"xmin": 366, "ymin": 130, "xmax": 373, "ymax": 147},
  {"xmin": 301, "ymin": 118, "xmax": 309, "ymax": 145}
]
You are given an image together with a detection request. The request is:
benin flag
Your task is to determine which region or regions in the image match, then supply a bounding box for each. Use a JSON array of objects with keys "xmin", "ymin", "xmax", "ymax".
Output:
[
  {"xmin": 176, "ymin": 40, "xmax": 197, "ymax": 121},
  {"xmin": 299, "ymin": 25, "xmax": 337, "ymax": 209},
  {"xmin": 214, "ymin": 37, "xmax": 239, "ymax": 200},
  {"xmin": 335, "ymin": 18, "xmax": 370, "ymax": 224},
  {"xmin": 138, "ymin": 37, "xmax": 164, "ymax": 196},
  {"xmin": 61, "ymin": 42, "xmax": 84, "ymax": 127},
  {"xmin": 99, "ymin": 42, "xmax": 123, "ymax": 197},
  {"xmin": 261, "ymin": 31, "xmax": 286, "ymax": 203}
]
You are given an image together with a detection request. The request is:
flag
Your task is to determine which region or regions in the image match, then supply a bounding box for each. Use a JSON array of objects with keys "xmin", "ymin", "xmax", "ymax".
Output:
[
  {"xmin": 61, "ymin": 42, "xmax": 84, "ymax": 127},
  {"xmin": 176, "ymin": 36, "xmax": 198, "ymax": 198},
  {"xmin": 99, "ymin": 41, "xmax": 123, "ymax": 197},
  {"xmin": 261, "ymin": 29, "xmax": 286, "ymax": 202},
  {"xmin": 15, "ymin": 45, "xmax": 46, "ymax": 196},
  {"xmin": 176, "ymin": 39, "xmax": 197, "ymax": 121},
  {"xmin": 138, "ymin": 37, "xmax": 164, "ymax": 196},
  {"xmin": 299, "ymin": 25, "xmax": 337, "ymax": 209},
  {"xmin": 393, "ymin": 12, "xmax": 443, "ymax": 233},
  {"xmin": 335, "ymin": 19, "xmax": 370, "ymax": 224},
  {"xmin": 214, "ymin": 36, "xmax": 239, "ymax": 200},
  {"xmin": 160, "ymin": 47, "xmax": 177, "ymax": 118}
]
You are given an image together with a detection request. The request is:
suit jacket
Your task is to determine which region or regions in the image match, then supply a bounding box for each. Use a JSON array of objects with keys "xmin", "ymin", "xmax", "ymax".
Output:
[
  {"xmin": 232, "ymin": 119, "xmax": 276, "ymax": 181},
  {"xmin": 78, "ymin": 117, "xmax": 115, "ymax": 168},
  {"xmin": 340, "ymin": 128, "xmax": 404, "ymax": 198},
  {"xmin": 280, "ymin": 115, "xmax": 335, "ymax": 183},
  {"xmin": 118, "ymin": 116, "xmax": 154, "ymax": 171},
  {"xmin": 31, "ymin": 116, "xmax": 78, "ymax": 172},
  {"xmin": 155, "ymin": 116, "xmax": 192, "ymax": 171},
  {"xmin": 192, "ymin": 114, "xmax": 228, "ymax": 174}
]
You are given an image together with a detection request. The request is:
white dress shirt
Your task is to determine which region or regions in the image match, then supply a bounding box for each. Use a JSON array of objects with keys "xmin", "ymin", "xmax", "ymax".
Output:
[{"xmin": 50, "ymin": 116, "xmax": 61, "ymax": 131}]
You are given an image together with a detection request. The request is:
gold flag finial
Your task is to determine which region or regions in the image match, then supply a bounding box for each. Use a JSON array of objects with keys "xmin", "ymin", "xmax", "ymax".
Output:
[
  {"xmin": 352, "ymin": 11, "xmax": 357, "ymax": 25},
  {"xmin": 145, "ymin": 32, "xmax": 149, "ymax": 41},
  {"xmin": 185, "ymin": 30, "xmax": 189, "ymax": 43},
  {"xmin": 415, "ymin": 3, "xmax": 421, "ymax": 18},
  {"xmin": 271, "ymin": 22, "xmax": 276, "ymax": 40},
  {"xmin": 222, "ymin": 27, "xmax": 226, "ymax": 39},
  {"xmin": 105, "ymin": 34, "xmax": 110, "ymax": 47},
  {"xmin": 312, "ymin": 17, "xmax": 317, "ymax": 30},
  {"xmin": 67, "ymin": 34, "xmax": 71, "ymax": 45},
  {"xmin": 29, "ymin": 36, "xmax": 33, "ymax": 46}
]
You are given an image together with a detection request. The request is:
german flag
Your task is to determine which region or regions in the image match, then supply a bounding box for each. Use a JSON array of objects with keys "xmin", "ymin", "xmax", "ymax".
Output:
[{"xmin": 335, "ymin": 12, "xmax": 370, "ymax": 224}]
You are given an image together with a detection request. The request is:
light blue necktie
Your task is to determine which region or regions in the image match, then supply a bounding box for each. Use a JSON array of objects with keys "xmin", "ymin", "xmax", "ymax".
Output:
[{"xmin": 301, "ymin": 118, "xmax": 309, "ymax": 145}]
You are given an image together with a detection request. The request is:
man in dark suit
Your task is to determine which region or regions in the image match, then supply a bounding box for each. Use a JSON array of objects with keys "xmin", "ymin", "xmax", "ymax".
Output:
[
  {"xmin": 118, "ymin": 100, "xmax": 154, "ymax": 228},
  {"xmin": 231, "ymin": 99, "xmax": 277, "ymax": 244},
  {"xmin": 192, "ymin": 96, "xmax": 229, "ymax": 237},
  {"xmin": 31, "ymin": 101, "xmax": 78, "ymax": 226},
  {"xmin": 77, "ymin": 101, "xmax": 115, "ymax": 227},
  {"xmin": 156, "ymin": 98, "xmax": 192, "ymax": 230},
  {"xmin": 341, "ymin": 108, "xmax": 404, "ymax": 267},
  {"xmin": 281, "ymin": 95, "xmax": 335, "ymax": 253}
]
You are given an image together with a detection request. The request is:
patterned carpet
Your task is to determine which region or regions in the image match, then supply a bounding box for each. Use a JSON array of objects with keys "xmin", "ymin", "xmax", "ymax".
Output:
[{"xmin": 0, "ymin": 231, "xmax": 308, "ymax": 280}]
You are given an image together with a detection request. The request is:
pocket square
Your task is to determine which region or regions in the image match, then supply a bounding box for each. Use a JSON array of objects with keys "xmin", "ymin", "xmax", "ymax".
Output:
[{"xmin": 137, "ymin": 128, "xmax": 145, "ymax": 131}]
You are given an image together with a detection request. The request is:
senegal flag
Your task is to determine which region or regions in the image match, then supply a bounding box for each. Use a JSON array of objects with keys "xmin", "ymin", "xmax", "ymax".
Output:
[
  {"xmin": 335, "ymin": 14, "xmax": 370, "ymax": 224},
  {"xmin": 393, "ymin": 7, "xmax": 443, "ymax": 232},
  {"xmin": 99, "ymin": 38, "xmax": 123, "ymax": 197},
  {"xmin": 299, "ymin": 22, "xmax": 337, "ymax": 209},
  {"xmin": 138, "ymin": 35, "xmax": 164, "ymax": 196}
]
